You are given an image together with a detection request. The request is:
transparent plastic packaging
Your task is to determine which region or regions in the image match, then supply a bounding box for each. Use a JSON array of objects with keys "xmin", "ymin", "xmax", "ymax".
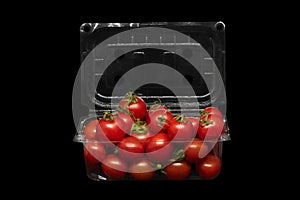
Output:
[{"xmin": 73, "ymin": 22, "xmax": 230, "ymax": 181}]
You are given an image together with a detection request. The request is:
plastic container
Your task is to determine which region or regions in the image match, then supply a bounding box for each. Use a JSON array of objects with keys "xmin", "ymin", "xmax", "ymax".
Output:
[{"xmin": 73, "ymin": 22, "xmax": 230, "ymax": 181}]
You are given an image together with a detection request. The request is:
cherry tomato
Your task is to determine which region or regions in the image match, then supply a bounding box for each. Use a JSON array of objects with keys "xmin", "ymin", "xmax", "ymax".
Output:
[
  {"xmin": 118, "ymin": 112, "xmax": 134, "ymax": 134},
  {"xmin": 196, "ymin": 154, "xmax": 222, "ymax": 179},
  {"xmin": 84, "ymin": 142, "xmax": 106, "ymax": 172},
  {"xmin": 96, "ymin": 111, "xmax": 126, "ymax": 143},
  {"xmin": 145, "ymin": 133, "xmax": 173, "ymax": 163},
  {"xmin": 164, "ymin": 160, "xmax": 191, "ymax": 180},
  {"xmin": 129, "ymin": 157, "xmax": 156, "ymax": 180},
  {"xmin": 146, "ymin": 107, "xmax": 173, "ymax": 134},
  {"xmin": 197, "ymin": 114, "xmax": 225, "ymax": 140},
  {"xmin": 118, "ymin": 92, "xmax": 147, "ymax": 120},
  {"xmin": 168, "ymin": 114, "xmax": 194, "ymax": 141},
  {"xmin": 118, "ymin": 136, "xmax": 144, "ymax": 162},
  {"xmin": 83, "ymin": 119, "xmax": 99, "ymax": 140},
  {"xmin": 188, "ymin": 117, "xmax": 200, "ymax": 135},
  {"xmin": 130, "ymin": 120, "xmax": 153, "ymax": 148},
  {"xmin": 101, "ymin": 154, "xmax": 128, "ymax": 179},
  {"xmin": 201, "ymin": 107, "xmax": 223, "ymax": 119},
  {"xmin": 184, "ymin": 138, "xmax": 209, "ymax": 163}
]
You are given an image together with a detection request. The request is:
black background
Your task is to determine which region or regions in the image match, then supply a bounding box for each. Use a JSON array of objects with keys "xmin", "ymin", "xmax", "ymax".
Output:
[{"xmin": 14, "ymin": 13, "xmax": 284, "ymax": 198}]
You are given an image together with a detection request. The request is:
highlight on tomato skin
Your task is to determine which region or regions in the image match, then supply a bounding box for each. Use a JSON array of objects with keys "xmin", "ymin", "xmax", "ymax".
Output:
[{"xmin": 188, "ymin": 117, "xmax": 200, "ymax": 134}]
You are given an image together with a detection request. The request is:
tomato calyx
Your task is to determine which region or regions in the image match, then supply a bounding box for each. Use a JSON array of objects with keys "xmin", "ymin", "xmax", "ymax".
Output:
[
  {"xmin": 156, "ymin": 149, "xmax": 186, "ymax": 175},
  {"xmin": 149, "ymin": 104, "xmax": 162, "ymax": 113},
  {"xmin": 117, "ymin": 105, "xmax": 130, "ymax": 114},
  {"xmin": 200, "ymin": 111, "xmax": 210, "ymax": 118},
  {"xmin": 156, "ymin": 163, "xmax": 167, "ymax": 175},
  {"xmin": 117, "ymin": 92, "xmax": 140, "ymax": 119},
  {"xmin": 175, "ymin": 114, "xmax": 188, "ymax": 124},
  {"xmin": 125, "ymin": 91, "xmax": 139, "ymax": 103},
  {"xmin": 156, "ymin": 112, "xmax": 170, "ymax": 128},
  {"xmin": 130, "ymin": 119, "xmax": 148, "ymax": 134},
  {"xmin": 117, "ymin": 105, "xmax": 137, "ymax": 120},
  {"xmin": 113, "ymin": 146, "xmax": 119, "ymax": 154},
  {"xmin": 148, "ymin": 99, "xmax": 164, "ymax": 112},
  {"xmin": 200, "ymin": 112, "xmax": 213, "ymax": 127},
  {"xmin": 169, "ymin": 149, "xmax": 185, "ymax": 162},
  {"xmin": 102, "ymin": 111, "xmax": 115, "ymax": 122}
]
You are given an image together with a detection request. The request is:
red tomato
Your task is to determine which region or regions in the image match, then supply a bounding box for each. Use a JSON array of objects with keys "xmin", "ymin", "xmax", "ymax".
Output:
[
  {"xmin": 188, "ymin": 117, "xmax": 200, "ymax": 134},
  {"xmin": 197, "ymin": 114, "xmax": 225, "ymax": 140},
  {"xmin": 145, "ymin": 133, "xmax": 174, "ymax": 163},
  {"xmin": 129, "ymin": 157, "xmax": 156, "ymax": 180},
  {"xmin": 84, "ymin": 142, "xmax": 106, "ymax": 172},
  {"xmin": 118, "ymin": 92, "xmax": 147, "ymax": 120},
  {"xmin": 96, "ymin": 112, "xmax": 126, "ymax": 143},
  {"xmin": 201, "ymin": 107, "xmax": 223, "ymax": 119},
  {"xmin": 184, "ymin": 138, "xmax": 209, "ymax": 163},
  {"xmin": 130, "ymin": 120, "xmax": 153, "ymax": 148},
  {"xmin": 117, "ymin": 112, "xmax": 134, "ymax": 134},
  {"xmin": 164, "ymin": 160, "xmax": 191, "ymax": 180},
  {"xmin": 196, "ymin": 154, "xmax": 222, "ymax": 179},
  {"xmin": 146, "ymin": 108, "xmax": 173, "ymax": 134},
  {"xmin": 118, "ymin": 136, "xmax": 144, "ymax": 162},
  {"xmin": 168, "ymin": 115, "xmax": 194, "ymax": 141},
  {"xmin": 101, "ymin": 154, "xmax": 128, "ymax": 179},
  {"xmin": 83, "ymin": 119, "xmax": 99, "ymax": 140}
]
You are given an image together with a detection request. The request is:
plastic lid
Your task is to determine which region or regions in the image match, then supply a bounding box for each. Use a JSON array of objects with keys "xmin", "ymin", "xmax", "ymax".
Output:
[{"xmin": 74, "ymin": 22, "xmax": 226, "ymax": 123}]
